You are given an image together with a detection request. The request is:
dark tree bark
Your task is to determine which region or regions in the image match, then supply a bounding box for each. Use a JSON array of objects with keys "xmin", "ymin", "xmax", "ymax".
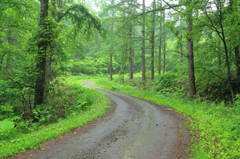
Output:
[
  {"xmin": 216, "ymin": 0, "xmax": 234, "ymax": 100},
  {"xmin": 110, "ymin": 20, "xmax": 114, "ymax": 81},
  {"xmin": 129, "ymin": 32, "xmax": 134, "ymax": 80},
  {"xmin": 150, "ymin": 0, "xmax": 156, "ymax": 80},
  {"xmin": 110, "ymin": 51, "xmax": 113, "ymax": 80},
  {"xmin": 158, "ymin": 1, "xmax": 163, "ymax": 75},
  {"xmin": 187, "ymin": 0, "xmax": 196, "ymax": 99},
  {"xmin": 34, "ymin": 0, "xmax": 49, "ymax": 108},
  {"xmin": 142, "ymin": 0, "xmax": 146, "ymax": 82},
  {"xmin": 163, "ymin": 8, "xmax": 166, "ymax": 74},
  {"xmin": 129, "ymin": 1, "xmax": 134, "ymax": 80}
]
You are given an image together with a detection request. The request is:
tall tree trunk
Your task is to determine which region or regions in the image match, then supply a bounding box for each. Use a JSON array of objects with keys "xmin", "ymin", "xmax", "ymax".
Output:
[
  {"xmin": 158, "ymin": 2, "xmax": 163, "ymax": 75},
  {"xmin": 110, "ymin": 51, "xmax": 113, "ymax": 80},
  {"xmin": 34, "ymin": 0, "xmax": 49, "ymax": 108},
  {"xmin": 110, "ymin": 20, "xmax": 114, "ymax": 81},
  {"xmin": 129, "ymin": 3, "xmax": 134, "ymax": 80},
  {"xmin": 150, "ymin": 0, "xmax": 156, "ymax": 80},
  {"xmin": 129, "ymin": 36, "xmax": 134, "ymax": 79},
  {"xmin": 180, "ymin": 16, "xmax": 183, "ymax": 63},
  {"xmin": 187, "ymin": 0, "xmax": 196, "ymax": 99},
  {"xmin": 163, "ymin": 8, "xmax": 166, "ymax": 74},
  {"xmin": 216, "ymin": 0, "xmax": 234, "ymax": 100},
  {"xmin": 142, "ymin": 0, "xmax": 146, "ymax": 81}
]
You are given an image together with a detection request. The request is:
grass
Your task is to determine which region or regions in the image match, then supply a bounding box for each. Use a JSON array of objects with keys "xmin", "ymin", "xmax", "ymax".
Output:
[
  {"xmin": 95, "ymin": 78, "xmax": 240, "ymax": 159},
  {"xmin": 0, "ymin": 76, "xmax": 111, "ymax": 159}
]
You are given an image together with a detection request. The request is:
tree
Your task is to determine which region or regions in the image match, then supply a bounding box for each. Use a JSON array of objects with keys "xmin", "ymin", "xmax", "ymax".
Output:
[
  {"xmin": 150, "ymin": 0, "xmax": 156, "ymax": 80},
  {"xmin": 34, "ymin": 0, "xmax": 49, "ymax": 108},
  {"xmin": 142, "ymin": 0, "xmax": 146, "ymax": 82},
  {"xmin": 162, "ymin": 6, "xmax": 167, "ymax": 74},
  {"xmin": 129, "ymin": 0, "xmax": 135, "ymax": 80},
  {"xmin": 158, "ymin": 1, "xmax": 163, "ymax": 75},
  {"xmin": 193, "ymin": 0, "xmax": 240, "ymax": 100},
  {"xmin": 34, "ymin": 0, "xmax": 105, "ymax": 109},
  {"xmin": 186, "ymin": 0, "xmax": 196, "ymax": 99}
]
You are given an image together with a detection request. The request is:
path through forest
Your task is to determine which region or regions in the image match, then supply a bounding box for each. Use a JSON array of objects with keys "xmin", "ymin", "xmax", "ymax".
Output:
[{"xmin": 9, "ymin": 81, "xmax": 190, "ymax": 159}]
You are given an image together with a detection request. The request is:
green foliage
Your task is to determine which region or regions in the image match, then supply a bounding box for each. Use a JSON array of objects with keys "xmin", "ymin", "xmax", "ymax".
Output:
[
  {"xmin": 0, "ymin": 120, "xmax": 14, "ymax": 133},
  {"xmin": 58, "ymin": 4, "xmax": 106, "ymax": 39},
  {"xmin": 0, "ymin": 76, "xmax": 111, "ymax": 158},
  {"xmin": 0, "ymin": 76, "xmax": 98, "ymax": 137},
  {"xmin": 154, "ymin": 72, "xmax": 178, "ymax": 92},
  {"xmin": 67, "ymin": 57, "xmax": 108, "ymax": 75}
]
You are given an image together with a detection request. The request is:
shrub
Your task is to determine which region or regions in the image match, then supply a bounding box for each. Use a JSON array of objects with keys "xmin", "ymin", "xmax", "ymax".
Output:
[{"xmin": 154, "ymin": 72, "xmax": 178, "ymax": 92}]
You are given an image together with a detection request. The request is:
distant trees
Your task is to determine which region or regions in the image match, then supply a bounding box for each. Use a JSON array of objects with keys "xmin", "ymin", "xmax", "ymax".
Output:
[
  {"xmin": 1, "ymin": 0, "xmax": 238, "ymax": 109},
  {"xmin": 87, "ymin": 0, "xmax": 240, "ymax": 101}
]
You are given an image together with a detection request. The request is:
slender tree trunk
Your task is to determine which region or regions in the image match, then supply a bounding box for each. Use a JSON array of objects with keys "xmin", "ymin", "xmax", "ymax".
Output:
[
  {"xmin": 150, "ymin": 0, "xmax": 156, "ymax": 80},
  {"xmin": 158, "ymin": 4, "xmax": 163, "ymax": 75},
  {"xmin": 163, "ymin": 9, "xmax": 166, "ymax": 74},
  {"xmin": 110, "ymin": 51, "xmax": 113, "ymax": 80},
  {"xmin": 110, "ymin": 21, "xmax": 114, "ymax": 81},
  {"xmin": 222, "ymin": 34, "xmax": 234, "ymax": 100},
  {"xmin": 180, "ymin": 17, "xmax": 183, "ymax": 62},
  {"xmin": 128, "ymin": 0, "xmax": 134, "ymax": 80},
  {"xmin": 34, "ymin": 0, "xmax": 49, "ymax": 108},
  {"xmin": 129, "ymin": 30, "xmax": 134, "ymax": 79},
  {"xmin": 142, "ymin": 0, "xmax": 146, "ymax": 81},
  {"xmin": 187, "ymin": 0, "xmax": 196, "ymax": 99},
  {"xmin": 217, "ymin": 0, "xmax": 234, "ymax": 100}
]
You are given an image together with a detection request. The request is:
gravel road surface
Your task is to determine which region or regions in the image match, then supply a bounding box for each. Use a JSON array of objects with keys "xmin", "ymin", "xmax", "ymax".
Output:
[{"xmin": 9, "ymin": 81, "xmax": 190, "ymax": 159}]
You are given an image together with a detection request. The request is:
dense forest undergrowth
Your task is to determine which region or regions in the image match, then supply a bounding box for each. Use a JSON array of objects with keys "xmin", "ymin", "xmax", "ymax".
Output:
[
  {"xmin": 95, "ymin": 74, "xmax": 240, "ymax": 159},
  {"xmin": 0, "ymin": 76, "xmax": 110, "ymax": 158}
]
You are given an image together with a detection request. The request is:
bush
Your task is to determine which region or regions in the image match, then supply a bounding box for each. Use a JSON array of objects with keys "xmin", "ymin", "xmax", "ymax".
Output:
[
  {"xmin": 154, "ymin": 72, "xmax": 178, "ymax": 92},
  {"xmin": 0, "ymin": 76, "xmax": 96, "ymax": 140}
]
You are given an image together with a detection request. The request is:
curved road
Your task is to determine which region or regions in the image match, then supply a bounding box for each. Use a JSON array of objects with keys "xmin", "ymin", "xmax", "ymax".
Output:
[{"xmin": 10, "ymin": 81, "xmax": 190, "ymax": 159}]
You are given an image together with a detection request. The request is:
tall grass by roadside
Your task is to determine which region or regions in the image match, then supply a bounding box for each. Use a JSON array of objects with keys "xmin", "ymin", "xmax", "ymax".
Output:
[
  {"xmin": 95, "ymin": 78, "xmax": 240, "ymax": 159},
  {"xmin": 0, "ymin": 76, "xmax": 111, "ymax": 158}
]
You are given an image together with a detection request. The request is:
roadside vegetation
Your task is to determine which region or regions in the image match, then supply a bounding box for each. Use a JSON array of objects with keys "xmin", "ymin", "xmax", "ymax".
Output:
[
  {"xmin": 95, "ymin": 76, "xmax": 240, "ymax": 159},
  {"xmin": 0, "ymin": 76, "xmax": 110, "ymax": 158},
  {"xmin": 1, "ymin": 0, "xmax": 239, "ymax": 158}
]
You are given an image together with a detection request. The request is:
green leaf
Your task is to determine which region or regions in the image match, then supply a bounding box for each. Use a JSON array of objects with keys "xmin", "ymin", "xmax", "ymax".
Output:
[{"xmin": 0, "ymin": 120, "xmax": 14, "ymax": 132}]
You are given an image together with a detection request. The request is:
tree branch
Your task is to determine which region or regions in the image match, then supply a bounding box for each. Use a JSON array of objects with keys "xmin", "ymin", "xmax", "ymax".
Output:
[
  {"xmin": 162, "ymin": 0, "xmax": 182, "ymax": 13},
  {"xmin": 172, "ymin": 50, "xmax": 188, "ymax": 58},
  {"xmin": 57, "ymin": 5, "xmax": 83, "ymax": 22}
]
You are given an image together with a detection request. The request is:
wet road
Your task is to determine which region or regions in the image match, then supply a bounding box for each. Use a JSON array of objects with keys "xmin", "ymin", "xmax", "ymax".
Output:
[{"xmin": 9, "ymin": 81, "xmax": 190, "ymax": 159}]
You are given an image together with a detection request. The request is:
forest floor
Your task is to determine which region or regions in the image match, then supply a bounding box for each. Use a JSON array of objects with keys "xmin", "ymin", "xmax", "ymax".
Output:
[{"xmin": 8, "ymin": 81, "xmax": 191, "ymax": 159}]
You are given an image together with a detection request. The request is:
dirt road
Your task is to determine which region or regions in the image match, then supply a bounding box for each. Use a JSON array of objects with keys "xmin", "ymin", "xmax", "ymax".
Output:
[{"xmin": 10, "ymin": 81, "xmax": 190, "ymax": 159}]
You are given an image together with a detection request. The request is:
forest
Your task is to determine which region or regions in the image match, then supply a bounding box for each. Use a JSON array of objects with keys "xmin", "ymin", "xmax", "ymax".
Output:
[{"xmin": 0, "ymin": 0, "xmax": 240, "ymax": 158}]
